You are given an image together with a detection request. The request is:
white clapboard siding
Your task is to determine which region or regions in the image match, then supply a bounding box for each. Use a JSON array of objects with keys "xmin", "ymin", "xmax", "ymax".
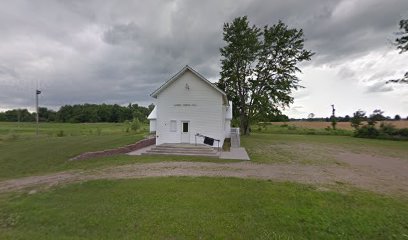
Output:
[
  {"xmin": 155, "ymin": 70, "xmax": 225, "ymax": 147},
  {"xmin": 147, "ymin": 106, "xmax": 157, "ymax": 133},
  {"xmin": 149, "ymin": 119, "xmax": 156, "ymax": 133}
]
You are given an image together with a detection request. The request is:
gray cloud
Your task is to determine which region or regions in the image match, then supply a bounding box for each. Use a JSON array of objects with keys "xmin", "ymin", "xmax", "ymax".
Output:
[
  {"xmin": 366, "ymin": 82, "xmax": 394, "ymax": 93},
  {"xmin": 0, "ymin": 0, "xmax": 407, "ymax": 114}
]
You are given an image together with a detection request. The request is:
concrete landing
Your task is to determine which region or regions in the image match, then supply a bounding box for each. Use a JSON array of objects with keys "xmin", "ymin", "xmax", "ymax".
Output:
[
  {"xmin": 127, "ymin": 145, "xmax": 154, "ymax": 156},
  {"xmin": 220, "ymin": 147, "xmax": 250, "ymax": 161},
  {"xmin": 127, "ymin": 144, "xmax": 250, "ymax": 161}
]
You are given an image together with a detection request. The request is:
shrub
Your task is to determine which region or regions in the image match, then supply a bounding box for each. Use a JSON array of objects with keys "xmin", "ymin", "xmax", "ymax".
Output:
[
  {"xmin": 351, "ymin": 110, "xmax": 366, "ymax": 129},
  {"xmin": 231, "ymin": 118, "xmax": 240, "ymax": 127},
  {"xmin": 396, "ymin": 128, "xmax": 408, "ymax": 137},
  {"xmin": 354, "ymin": 125, "xmax": 379, "ymax": 138},
  {"xmin": 130, "ymin": 118, "xmax": 142, "ymax": 132},
  {"xmin": 379, "ymin": 123, "xmax": 397, "ymax": 136}
]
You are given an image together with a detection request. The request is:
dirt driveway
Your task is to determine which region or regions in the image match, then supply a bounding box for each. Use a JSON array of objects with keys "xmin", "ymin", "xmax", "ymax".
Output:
[{"xmin": 0, "ymin": 151, "xmax": 407, "ymax": 196}]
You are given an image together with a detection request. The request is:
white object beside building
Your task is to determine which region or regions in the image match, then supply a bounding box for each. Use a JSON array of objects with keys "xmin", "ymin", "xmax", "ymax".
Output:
[{"xmin": 148, "ymin": 65, "xmax": 232, "ymax": 147}]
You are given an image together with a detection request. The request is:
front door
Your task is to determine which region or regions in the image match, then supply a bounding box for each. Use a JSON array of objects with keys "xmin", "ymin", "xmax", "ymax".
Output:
[{"xmin": 181, "ymin": 121, "xmax": 190, "ymax": 143}]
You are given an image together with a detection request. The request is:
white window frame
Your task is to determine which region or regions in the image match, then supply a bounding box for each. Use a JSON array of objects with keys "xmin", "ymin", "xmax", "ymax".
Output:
[{"xmin": 170, "ymin": 120, "xmax": 177, "ymax": 132}]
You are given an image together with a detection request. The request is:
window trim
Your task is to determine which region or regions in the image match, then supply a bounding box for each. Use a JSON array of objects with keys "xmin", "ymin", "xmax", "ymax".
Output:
[{"xmin": 170, "ymin": 120, "xmax": 177, "ymax": 132}]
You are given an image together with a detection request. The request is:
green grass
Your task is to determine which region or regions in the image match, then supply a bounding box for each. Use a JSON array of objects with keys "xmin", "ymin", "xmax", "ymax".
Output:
[
  {"xmin": 0, "ymin": 122, "xmax": 134, "ymax": 137},
  {"xmin": 59, "ymin": 154, "xmax": 240, "ymax": 172},
  {"xmin": 0, "ymin": 177, "xmax": 407, "ymax": 239},
  {"xmin": 0, "ymin": 122, "xmax": 148, "ymax": 180},
  {"xmin": 0, "ymin": 122, "xmax": 239, "ymax": 180},
  {"xmin": 1, "ymin": 122, "xmax": 408, "ymax": 179},
  {"xmin": 242, "ymin": 133, "xmax": 408, "ymax": 164},
  {"xmin": 1, "ymin": 123, "xmax": 408, "ymax": 238},
  {"xmin": 0, "ymin": 134, "xmax": 146, "ymax": 180}
]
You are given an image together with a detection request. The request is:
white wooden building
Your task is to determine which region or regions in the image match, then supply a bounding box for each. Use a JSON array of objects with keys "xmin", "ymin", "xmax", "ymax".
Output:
[{"xmin": 148, "ymin": 65, "xmax": 232, "ymax": 147}]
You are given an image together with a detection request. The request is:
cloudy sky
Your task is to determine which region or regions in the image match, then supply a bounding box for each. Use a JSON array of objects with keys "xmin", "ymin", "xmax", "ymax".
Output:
[{"xmin": 0, "ymin": 0, "xmax": 407, "ymax": 118}]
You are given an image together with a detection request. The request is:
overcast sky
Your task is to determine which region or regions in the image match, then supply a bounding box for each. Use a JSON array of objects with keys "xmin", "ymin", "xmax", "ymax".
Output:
[{"xmin": 0, "ymin": 0, "xmax": 407, "ymax": 118}]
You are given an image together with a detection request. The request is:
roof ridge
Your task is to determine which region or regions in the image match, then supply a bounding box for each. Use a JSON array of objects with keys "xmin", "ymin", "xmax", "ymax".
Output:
[{"xmin": 150, "ymin": 66, "xmax": 227, "ymax": 101}]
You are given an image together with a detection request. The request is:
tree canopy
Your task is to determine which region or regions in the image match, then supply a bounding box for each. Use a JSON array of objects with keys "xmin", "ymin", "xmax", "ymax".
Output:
[
  {"xmin": 387, "ymin": 19, "xmax": 408, "ymax": 84},
  {"xmin": 218, "ymin": 16, "xmax": 313, "ymax": 134},
  {"xmin": 0, "ymin": 103, "xmax": 151, "ymax": 123}
]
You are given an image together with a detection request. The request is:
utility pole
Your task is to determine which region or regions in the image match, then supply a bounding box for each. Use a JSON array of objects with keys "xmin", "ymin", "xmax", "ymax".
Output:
[
  {"xmin": 36, "ymin": 89, "xmax": 41, "ymax": 136},
  {"xmin": 331, "ymin": 104, "xmax": 335, "ymax": 117},
  {"xmin": 331, "ymin": 104, "xmax": 336, "ymax": 130}
]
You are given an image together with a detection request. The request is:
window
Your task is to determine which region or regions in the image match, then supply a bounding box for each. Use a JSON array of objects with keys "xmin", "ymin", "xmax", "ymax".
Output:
[
  {"xmin": 170, "ymin": 120, "xmax": 177, "ymax": 132},
  {"xmin": 182, "ymin": 122, "xmax": 189, "ymax": 133}
]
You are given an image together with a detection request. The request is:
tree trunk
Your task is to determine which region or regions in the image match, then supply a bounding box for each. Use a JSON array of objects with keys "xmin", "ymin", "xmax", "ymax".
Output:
[{"xmin": 240, "ymin": 113, "xmax": 250, "ymax": 135}]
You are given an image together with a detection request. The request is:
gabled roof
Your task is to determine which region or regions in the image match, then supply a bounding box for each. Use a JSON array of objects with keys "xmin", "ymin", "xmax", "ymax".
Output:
[
  {"xmin": 147, "ymin": 106, "xmax": 156, "ymax": 120},
  {"xmin": 150, "ymin": 65, "xmax": 228, "ymax": 104}
]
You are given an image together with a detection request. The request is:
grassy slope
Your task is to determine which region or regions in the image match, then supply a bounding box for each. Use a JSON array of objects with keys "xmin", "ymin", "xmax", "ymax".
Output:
[
  {"xmin": 0, "ymin": 134, "xmax": 144, "ymax": 180},
  {"xmin": 0, "ymin": 123, "xmax": 146, "ymax": 180},
  {"xmin": 0, "ymin": 177, "xmax": 407, "ymax": 239}
]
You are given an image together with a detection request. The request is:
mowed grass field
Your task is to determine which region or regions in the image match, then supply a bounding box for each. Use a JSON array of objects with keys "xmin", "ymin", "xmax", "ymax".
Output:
[
  {"xmin": 0, "ymin": 122, "xmax": 147, "ymax": 179},
  {"xmin": 1, "ymin": 122, "xmax": 407, "ymax": 179},
  {"xmin": 0, "ymin": 122, "xmax": 408, "ymax": 239},
  {"xmin": 0, "ymin": 122, "xmax": 239, "ymax": 180},
  {"xmin": 242, "ymin": 133, "xmax": 408, "ymax": 163},
  {"xmin": 1, "ymin": 178, "xmax": 407, "ymax": 239}
]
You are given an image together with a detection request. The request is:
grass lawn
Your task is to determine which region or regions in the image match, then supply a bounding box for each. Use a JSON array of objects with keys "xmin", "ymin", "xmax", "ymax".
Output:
[
  {"xmin": 0, "ymin": 122, "xmax": 147, "ymax": 180},
  {"xmin": 1, "ymin": 123, "xmax": 408, "ymax": 239},
  {"xmin": 0, "ymin": 122, "xmax": 239, "ymax": 180},
  {"xmin": 1, "ymin": 122, "xmax": 408, "ymax": 179},
  {"xmin": 0, "ymin": 177, "xmax": 407, "ymax": 239},
  {"xmin": 242, "ymin": 133, "xmax": 408, "ymax": 164},
  {"xmin": 0, "ymin": 122, "xmax": 133, "ymax": 137}
]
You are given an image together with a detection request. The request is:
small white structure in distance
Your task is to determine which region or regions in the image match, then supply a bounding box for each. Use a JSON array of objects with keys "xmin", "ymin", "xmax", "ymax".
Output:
[
  {"xmin": 147, "ymin": 106, "xmax": 157, "ymax": 133},
  {"xmin": 147, "ymin": 65, "xmax": 232, "ymax": 147}
]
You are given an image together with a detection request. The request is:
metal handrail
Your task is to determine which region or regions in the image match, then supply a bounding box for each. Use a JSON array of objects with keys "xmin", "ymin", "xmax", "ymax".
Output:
[{"xmin": 195, "ymin": 133, "xmax": 220, "ymax": 151}]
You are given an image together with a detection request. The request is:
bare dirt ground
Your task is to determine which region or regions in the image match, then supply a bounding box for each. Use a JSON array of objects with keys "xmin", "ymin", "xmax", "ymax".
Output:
[{"xmin": 1, "ymin": 151, "xmax": 407, "ymax": 196}]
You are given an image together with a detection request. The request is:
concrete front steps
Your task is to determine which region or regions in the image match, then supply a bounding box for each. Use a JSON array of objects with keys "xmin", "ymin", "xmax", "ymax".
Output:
[{"xmin": 142, "ymin": 143, "xmax": 220, "ymax": 158}]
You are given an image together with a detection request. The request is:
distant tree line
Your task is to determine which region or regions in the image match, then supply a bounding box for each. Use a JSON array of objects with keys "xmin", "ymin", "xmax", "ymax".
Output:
[
  {"xmin": 350, "ymin": 109, "xmax": 408, "ymax": 140},
  {"xmin": 251, "ymin": 110, "xmax": 406, "ymax": 125},
  {"xmin": 290, "ymin": 112, "xmax": 407, "ymax": 122},
  {"xmin": 0, "ymin": 103, "xmax": 154, "ymax": 123}
]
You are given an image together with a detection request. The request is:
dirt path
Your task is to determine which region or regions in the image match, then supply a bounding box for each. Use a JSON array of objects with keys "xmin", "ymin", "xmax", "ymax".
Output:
[{"xmin": 1, "ymin": 152, "xmax": 407, "ymax": 196}]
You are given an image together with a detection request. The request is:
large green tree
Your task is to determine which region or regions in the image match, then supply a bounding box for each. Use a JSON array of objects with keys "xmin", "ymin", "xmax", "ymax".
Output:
[
  {"xmin": 387, "ymin": 19, "xmax": 408, "ymax": 84},
  {"xmin": 218, "ymin": 17, "xmax": 313, "ymax": 134}
]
